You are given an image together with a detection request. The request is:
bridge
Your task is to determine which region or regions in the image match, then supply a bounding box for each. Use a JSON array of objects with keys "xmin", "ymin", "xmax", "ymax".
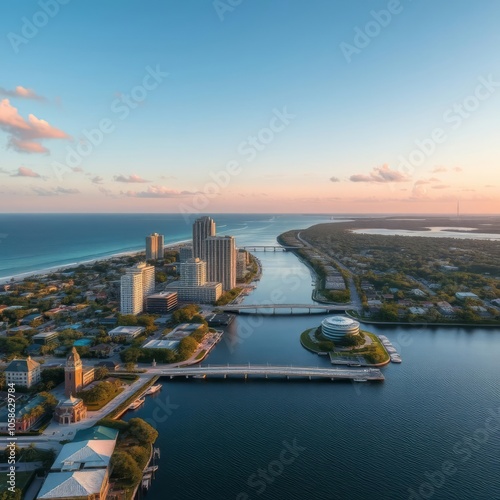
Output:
[
  {"xmin": 242, "ymin": 245, "xmax": 303, "ymax": 252},
  {"xmin": 219, "ymin": 303, "xmax": 353, "ymax": 314},
  {"xmin": 160, "ymin": 364, "xmax": 384, "ymax": 381}
]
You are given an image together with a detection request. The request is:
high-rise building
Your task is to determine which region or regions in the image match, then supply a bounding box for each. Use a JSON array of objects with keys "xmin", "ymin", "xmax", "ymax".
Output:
[
  {"xmin": 237, "ymin": 249, "xmax": 249, "ymax": 280},
  {"xmin": 180, "ymin": 258, "xmax": 206, "ymax": 286},
  {"xmin": 120, "ymin": 273, "xmax": 143, "ymax": 315},
  {"xmin": 179, "ymin": 245, "xmax": 193, "ymax": 262},
  {"xmin": 120, "ymin": 262, "xmax": 155, "ymax": 314},
  {"xmin": 205, "ymin": 235, "xmax": 236, "ymax": 291},
  {"xmin": 146, "ymin": 232, "xmax": 164, "ymax": 260},
  {"xmin": 193, "ymin": 216, "xmax": 215, "ymax": 261},
  {"xmin": 166, "ymin": 257, "xmax": 222, "ymax": 303}
]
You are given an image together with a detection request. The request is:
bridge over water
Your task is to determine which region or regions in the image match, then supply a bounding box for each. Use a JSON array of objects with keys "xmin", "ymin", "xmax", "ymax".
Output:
[
  {"xmin": 241, "ymin": 245, "xmax": 303, "ymax": 252},
  {"xmin": 160, "ymin": 364, "xmax": 384, "ymax": 382},
  {"xmin": 220, "ymin": 303, "xmax": 353, "ymax": 314}
]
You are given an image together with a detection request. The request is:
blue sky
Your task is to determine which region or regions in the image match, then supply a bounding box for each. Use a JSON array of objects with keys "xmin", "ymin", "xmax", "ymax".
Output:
[{"xmin": 1, "ymin": 0, "xmax": 499, "ymax": 213}]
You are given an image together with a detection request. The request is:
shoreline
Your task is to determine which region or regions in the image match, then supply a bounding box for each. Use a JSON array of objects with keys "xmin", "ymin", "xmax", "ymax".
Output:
[{"xmin": 0, "ymin": 238, "xmax": 191, "ymax": 285}]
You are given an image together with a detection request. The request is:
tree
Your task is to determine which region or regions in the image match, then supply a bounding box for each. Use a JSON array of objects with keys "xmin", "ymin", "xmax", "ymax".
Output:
[
  {"xmin": 110, "ymin": 451, "xmax": 142, "ymax": 485},
  {"xmin": 94, "ymin": 366, "xmax": 109, "ymax": 381},
  {"xmin": 128, "ymin": 418, "xmax": 159, "ymax": 444}
]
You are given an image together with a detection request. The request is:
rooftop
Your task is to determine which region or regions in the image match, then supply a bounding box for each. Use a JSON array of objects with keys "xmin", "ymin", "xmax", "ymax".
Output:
[
  {"xmin": 5, "ymin": 356, "xmax": 40, "ymax": 373},
  {"xmin": 36, "ymin": 469, "xmax": 107, "ymax": 498}
]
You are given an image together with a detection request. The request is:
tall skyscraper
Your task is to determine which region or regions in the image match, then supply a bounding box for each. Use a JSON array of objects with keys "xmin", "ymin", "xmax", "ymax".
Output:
[
  {"xmin": 205, "ymin": 235, "xmax": 236, "ymax": 291},
  {"xmin": 146, "ymin": 232, "xmax": 164, "ymax": 260},
  {"xmin": 193, "ymin": 216, "xmax": 216, "ymax": 261},
  {"xmin": 120, "ymin": 262, "xmax": 155, "ymax": 314}
]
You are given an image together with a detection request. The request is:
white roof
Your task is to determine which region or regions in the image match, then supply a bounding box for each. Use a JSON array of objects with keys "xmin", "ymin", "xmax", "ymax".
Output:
[
  {"xmin": 37, "ymin": 469, "xmax": 106, "ymax": 498},
  {"xmin": 52, "ymin": 439, "xmax": 115, "ymax": 471}
]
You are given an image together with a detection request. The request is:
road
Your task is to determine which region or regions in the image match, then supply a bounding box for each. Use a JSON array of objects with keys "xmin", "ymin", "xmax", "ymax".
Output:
[{"xmin": 296, "ymin": 231, "xmax": 363, "ymax": 310}]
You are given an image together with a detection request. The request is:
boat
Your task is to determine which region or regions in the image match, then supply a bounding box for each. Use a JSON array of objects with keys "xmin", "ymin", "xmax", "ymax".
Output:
[
  {"xmin": 144, "ymin": 465, "xmax": 158, "ymax": 473},
  {"xmin": 390, "ymin": 354, "xmax": 402, "ymax": 363},
  {"xmin": 145, "ymin": 384, "xmax": 162, "ymax": 395},
  {"xmin": 353, "ymin": 378, "xmax": 367, "ymax": 382},
  {"xmin": 128, "ymin": 397, "xmax": 145, "ymax": 410}
]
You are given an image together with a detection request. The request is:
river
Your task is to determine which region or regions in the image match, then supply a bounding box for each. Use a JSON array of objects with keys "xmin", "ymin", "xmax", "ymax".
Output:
[{"xmin": 123, "ymin": 242, "xmax": 500, "ymax": 499}]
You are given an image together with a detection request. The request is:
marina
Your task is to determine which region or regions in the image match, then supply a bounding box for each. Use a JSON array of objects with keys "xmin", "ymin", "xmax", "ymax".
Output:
[
  {"xmin": 128, "ymin": 397, "xmax": 145, "ymax": 410},
  {"xmin": 378, "ymin": 335, "xmax": 403, "ymax": 364}
]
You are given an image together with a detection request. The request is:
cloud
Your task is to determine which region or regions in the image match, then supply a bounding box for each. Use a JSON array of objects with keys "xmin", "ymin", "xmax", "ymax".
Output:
[
  {"xmin": 98, "ymin": 187, "xmax": 116, "ymax": 197},
  {"xmin": 0, "ymin": 99, "xmax": 69, "ymax": 154},
  {"xmin": 0, "ymin": 86, "xmax": 45, "ymax": 101},
  {"xmin": 452, "ymin": 167, "xmax": 463, "ymax": 173},
  {"xmin": 432, "ymin": 166, "xmax": 447, "ymax": 173},
  {"xmin": 350, "ymin": 164, "xmax": 410, "ymax": 183},
  {"xmin": 114, "ymin": 174, "xmax": 150, "ymax": 183},
  {"xmin": 91, "ymin": 176, "xmax": 104, "ymax": 184},
  {"xmin": 329, "ymin": 176, "xmax": 340, "ymax": 182},
  {"xmin": 432, "ymin": 184, "xmax": 450, "ymax": 189},
  {"xmin": 32, "ymin": 186, "xmax": 80, "ymax": 196},
  {"xmin": 11, "ymin": 166, "xmax": 41, "ymax": 178},
  {"xmin": 123, "ymin": 185, "xmax": 200, "ymax": 198}
]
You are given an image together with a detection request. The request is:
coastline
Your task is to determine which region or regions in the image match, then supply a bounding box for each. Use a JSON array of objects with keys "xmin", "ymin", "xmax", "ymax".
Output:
[{"xmin": 0, "ymin": 238, "xmax": 191, "ymax": 285}]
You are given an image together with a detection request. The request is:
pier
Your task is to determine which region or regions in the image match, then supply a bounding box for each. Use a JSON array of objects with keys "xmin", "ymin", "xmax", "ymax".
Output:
[{"xmin": 160, "ymin": 364, "xmax": 384, "ymax": 381}]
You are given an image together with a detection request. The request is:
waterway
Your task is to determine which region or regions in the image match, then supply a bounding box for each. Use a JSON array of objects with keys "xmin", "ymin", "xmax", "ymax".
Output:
[{"xmin": 123, "ymin": 237, "xmax": 500, "ymax": 499}]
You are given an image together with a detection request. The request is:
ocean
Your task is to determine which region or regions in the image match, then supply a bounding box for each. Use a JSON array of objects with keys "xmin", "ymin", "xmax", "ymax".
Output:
[{"xmin": 0, "ymin": 213, "xmax": 335, "ymax": 281}]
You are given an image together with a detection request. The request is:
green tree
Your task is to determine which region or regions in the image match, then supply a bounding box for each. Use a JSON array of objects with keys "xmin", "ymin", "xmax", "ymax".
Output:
[
  {"xmin": 128, "ymin": 418, "xmax": 159, "ymax": 444},
  {"xmin": 110, "ymin": 451, "xmax": 142, "ymax": 485}
]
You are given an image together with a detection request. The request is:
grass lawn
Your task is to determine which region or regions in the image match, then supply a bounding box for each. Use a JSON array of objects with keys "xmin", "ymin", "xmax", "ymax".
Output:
[
  {"xmin": 85, "ymin": 387, "xmax": 124, "ymax": 411},
  {"xmin": 195, "ymin": 349, "xmax": 207, "ymax": 360}
]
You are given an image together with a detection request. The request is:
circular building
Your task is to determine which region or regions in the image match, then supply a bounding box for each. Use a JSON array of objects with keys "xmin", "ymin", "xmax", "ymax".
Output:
[{"xmin": 321, "ymin": 316, "xmax": 360, "ymax": 342}]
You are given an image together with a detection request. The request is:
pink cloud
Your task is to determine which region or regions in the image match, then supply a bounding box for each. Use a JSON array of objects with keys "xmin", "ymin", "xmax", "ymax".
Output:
[
  {"xmin": 0, "ymin": 86, "xmax": 45, "ymax": 101},
  {"xmin": 350, "ymin": 164, "xmax": 410, "ymax": 183},
  {"xmin": 11, "ymin": 166, "xmax": 41, "ymax": 178},
  {"xmin": 114, "ymin": 174, "xmax": 150, "ymax": 183},
  {"xmin": 0, "ymin": 98, "xmax": 69, "ymax": 154}
]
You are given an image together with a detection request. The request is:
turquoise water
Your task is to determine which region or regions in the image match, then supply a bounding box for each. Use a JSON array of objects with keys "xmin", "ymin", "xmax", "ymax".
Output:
[{"xmin": 0, "ymin": 213, "xmax": 334, "ymax": 280}]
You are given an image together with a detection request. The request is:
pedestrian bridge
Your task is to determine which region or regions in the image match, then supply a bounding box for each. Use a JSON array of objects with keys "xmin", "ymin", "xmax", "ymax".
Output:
[
  {"xmin": 160, "ymin": 365, "xmax": 384, "ymax": 381},
  {"xmin": 220, "ymin": 303, "xmax": 353, "ymax": 314}
]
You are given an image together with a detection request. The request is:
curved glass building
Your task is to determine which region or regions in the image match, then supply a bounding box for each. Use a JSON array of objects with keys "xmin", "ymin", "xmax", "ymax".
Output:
[{"xmin": 321, "ymin": 316, "xmax": 360, "ymax": 341}]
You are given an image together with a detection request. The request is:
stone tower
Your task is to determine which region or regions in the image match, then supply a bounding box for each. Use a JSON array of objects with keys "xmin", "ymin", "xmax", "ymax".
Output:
[{"xmin": 65, "ymin": 347, "xmax": 83, "ymax": 397}]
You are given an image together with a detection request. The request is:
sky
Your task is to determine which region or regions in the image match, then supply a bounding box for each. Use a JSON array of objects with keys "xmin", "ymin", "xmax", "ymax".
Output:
[{"xmin": 0, "ymin": 0, "xmax": 499, "ymax": 214}]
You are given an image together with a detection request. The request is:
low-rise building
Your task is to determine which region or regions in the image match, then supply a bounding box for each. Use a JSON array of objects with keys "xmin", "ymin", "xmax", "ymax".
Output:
[
  {"xmin": 5, "ymin": 356, "xmax": 41, "ymax": 388},
  {"xmin": 146, "ymin": 291, "xmax": 178, "ymax": 314},
  {"xmin": 455, "ymin": 292, "xmax": 479, "ymax": 301},
  {"xmin": 32, "ymin": 331, "xmax": 59, "ymax": 346},
  {"xmin": 437, "ymin": 301, "xmax": 455, "ymax": 316},
  {"xmin": 108, "ymin": 325, "xmax": 145, "ymax": 340},
  {"xmin": 54, "ymin": 395, "xmax": 87, "ymax": 425}
]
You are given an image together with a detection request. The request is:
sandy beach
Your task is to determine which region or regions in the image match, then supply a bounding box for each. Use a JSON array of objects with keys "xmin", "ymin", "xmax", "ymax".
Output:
[{"xmin": 0, "ymin": 239, "xmax": 190, "ymax": 285}]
